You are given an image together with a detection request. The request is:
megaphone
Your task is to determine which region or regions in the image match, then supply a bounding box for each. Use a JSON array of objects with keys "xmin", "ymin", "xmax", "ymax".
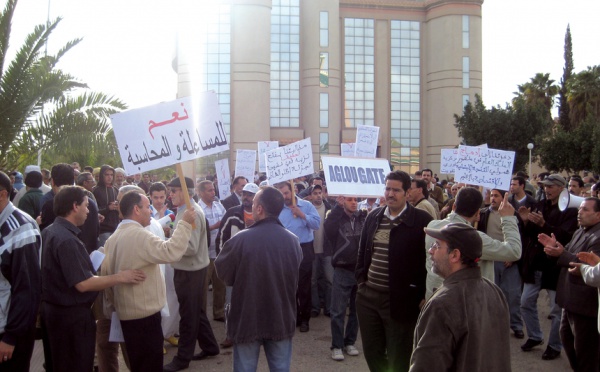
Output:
[
  {"xmin": 558, "ymin": 189, "xmax": 586, "ymax": 211},
  {"xmin": 157, "ymin": 214, "xmax": 175, "ymax": 228}
]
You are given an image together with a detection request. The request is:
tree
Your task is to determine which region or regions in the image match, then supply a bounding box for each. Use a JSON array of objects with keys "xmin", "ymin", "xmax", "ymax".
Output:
[
  {"xmin": 455, "ymin": 95, "xmax": 553, "ymax": 172},
  {"xmin": 512, "ymin": 73, "xmax": 559, "ymax": 114},
  {"xmin": 567, "ymin": 65, "xmax": 600, "ymax": 127},
  {"xmin": 0, "ymin": 0, "xmax": 126, "ymax": 170},
  {"xmin": 558, "ymin": 25, "xmax": 573, "ymax": 131},
  {"xmin": 538, "ymin": 116, "xmax": 600, "ymax": 173}
]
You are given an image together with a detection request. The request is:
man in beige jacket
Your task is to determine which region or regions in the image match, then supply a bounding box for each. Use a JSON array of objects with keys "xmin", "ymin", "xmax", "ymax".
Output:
[{"xmin": 102, "ymin": 190, "xmax": 196, "ymax": 372}]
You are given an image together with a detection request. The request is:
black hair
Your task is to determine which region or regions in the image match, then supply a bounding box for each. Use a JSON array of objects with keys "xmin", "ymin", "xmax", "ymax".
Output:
[
  {"xmin": 54, "ymin": 186, "xmax": 86, "ymax": 217},
  {"xmin": 120, "ymin": 190, "xmax": 144, "ymax": 218},
  {"xmin": 385, "ymin": 170, "xmax": 411, "ymax": 192},
  {"xmin": 257, "ymin": 186, "xmax": 284, "ymax": 217},
  {"xmin": 512, "ymin": 176, "xmax": 525, "ymax": 187},
  {"xmin": 51, "ymin": 163, "xmax": 75, "ymax": 187},
  {"xmin": 149, "ymin": 182, "xmax": 167, "ymax": 195},
  {"xmin": 24, "ymin": 171, "xmax": 43, "ymax": 188},
  {"xmin": 454, "ymin": 187, "xmax": 483, "ymax": 217},
  {"xmin": 0, "ymin": 171, "xmax": 12, "ymax": 196},
  {"xmin": 412, "ymin": 179, "xmax": 429, "ymax": 199}
]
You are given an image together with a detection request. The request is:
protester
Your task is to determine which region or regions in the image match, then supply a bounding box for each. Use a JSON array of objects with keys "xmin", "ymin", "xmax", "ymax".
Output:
[
  {"xmin": 102, "ymin": 189, "xmax": 196, "ymax": 372},
  {"xmin": 0, "ymin": 171, "xmax": 41, "ymax": 371},
  {"xmin": 411, "ymin": 223, "xmax": 511, "ymax": 372},
  {"xmin": 539, "ymin": 197, "xmax": 600, "ymax": 371},
  {"xmin": 215, "ymin": 186, "xmax": 302, "ymax": 371},
  {"xmin": 275, "ymin": 181, "xmax": 320, "ymax": 333},
  {"xmin": 40, "ymin": 185, "xmax": 145, "ymax": 371},
  {"xmin": 355, "ymin": 170, "xmax": 432, "ymax": 371},
  {"xmin": 324, "ymin": 195, "xmax": 366, "ymax": 361},
  {"xmin": 163, "ymin": 177, "xmax": 219, "ymax": 372}
]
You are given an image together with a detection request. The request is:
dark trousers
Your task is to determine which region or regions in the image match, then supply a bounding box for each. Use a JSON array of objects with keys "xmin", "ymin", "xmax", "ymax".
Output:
[
  {"xmin": 356, "ymin": 285, "xmax": 417, "ymax": 372},
  {"xmin": 41, "ymin": 302, "xmax": 96, "ymax": 372},
  {"xmin": 297, "ymin": 242, "xmax": 314, "ymax": 325},
  {"xmin": 174, "ymin": 267, "xmax": 219, "ymax": 363},
  {"xmin": 121, "ymin": 312, "xmax": 163, "ymax": 372},
  {"xmin": 560, "ymin": 309, "xmax": 600, "ymax": 372},
  {"xmin": 0, "ymin": 327, "xmax": 35, "ymax": 372}
]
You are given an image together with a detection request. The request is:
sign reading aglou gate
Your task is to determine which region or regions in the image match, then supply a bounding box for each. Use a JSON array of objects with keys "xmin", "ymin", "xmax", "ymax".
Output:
[
  {"xmin": 111, "ymin": 91, "xmax": 228, "ymax": 175},
  {"xmin": 322, "ymin": 156, "xmax": 391, "ymax": 197},
  {"xmin": 265, "ymin": 138, "xmax": 314, "ymax": 184}
]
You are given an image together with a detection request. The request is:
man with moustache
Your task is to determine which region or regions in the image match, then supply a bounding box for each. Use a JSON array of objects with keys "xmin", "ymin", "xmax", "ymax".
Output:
[
  {"xmin": 275, "ymin": 181, "xmax": 320, "ymax": 333},
  {"xmin": 355, "ymin": 170, "xmax": 432, "ymax": 372},
  {"xmin": 518, "ymin": 174, "xmax": 578, "ymax": 360},
  {"xmin": 410, "ymin": 223, "xmax": 511, "ymax": 372},
  {"xmin": 539, "ymin": 197, "xmax": 600, "ymax": 371}
]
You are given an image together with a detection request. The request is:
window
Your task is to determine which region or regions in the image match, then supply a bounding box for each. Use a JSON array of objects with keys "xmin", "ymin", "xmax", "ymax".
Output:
[
  {"xmin": 462, "ymin": 94, "xmax": 470, "ymax": 109},
  {"xmin": 320, "ymin": 12, "xmax": 329, "ymax": 47},
  {"xmin": 320, "ymin": 132, "xmax": 329, "ymax": 155},
  {"xmin": 320, "ymin": 93, "xmax": 328, "ymax": 127},
  {"xmin": 271, "ymin": 0, "xmax": 300, "ymax": 127},
  {"xmin": 344, "ymin": 18, "xmax": 375, "ymax": 128},
  {"xmin": 462, "ymin": 56, "xmax": 469, "ymax": 89},
  {"xmin": 320, "ymin": 52, "xmax": 329, "ymax": 88},
  {"xmin": 390, "ymin": 20, "xmax": 420, "ymax": 173},
  {"xmin": 462, "ymin": 15, "xmax": 469, "ymax": 49}
]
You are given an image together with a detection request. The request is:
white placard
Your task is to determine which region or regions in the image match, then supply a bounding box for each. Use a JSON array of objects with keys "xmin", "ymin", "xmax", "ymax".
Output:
[
  {"xmin": 258, "ymin": 141, "xmax": 279, "ymax": 172},
  {"xmin": 215, "ymin": 158, "xmax": 231, "ymax": 200},
  {"xmin": 340, "ymin": 143, "xmax": 356, "ymax": 157},
  {"xmin": 440, "ymin": 148, "xmax": 459, "ymax": 174},
  {"xmin": 321, "ymin": 156, "xmax": 391, "ymax": 197},
  {"xmin": 454, "ymin": 145, "xmax": 515, "ymax": 191},
  {"xmin": 234, "ymin": 149, "xmax": 256, "ymax": 182},
  {"xmin": 89, "ymin": 250, "xmax": 105, "ymax": 272},
  {"xmin": 111, "ymin": 91, "xmax": 228, "ymax": 175},
  {"xmin": 265, "ymin": 138, "xmax": 314, "ymax": 184},
  {"xmin": 109, "ymin": 312, "xmax": 125, "ymax": 342},
  {"xmin": 354, "ymin": 125, "xmax": 379, "ymax": 158}
]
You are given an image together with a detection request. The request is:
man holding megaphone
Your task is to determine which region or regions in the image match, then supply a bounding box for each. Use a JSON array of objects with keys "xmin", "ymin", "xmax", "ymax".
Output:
[{"xmin": 518, "ymin": 174, "xmax": 579, "ymax": 361}]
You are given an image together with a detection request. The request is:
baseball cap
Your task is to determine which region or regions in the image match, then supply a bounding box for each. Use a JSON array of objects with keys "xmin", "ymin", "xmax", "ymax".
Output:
[
  {"xmin": 242, "ymin": 183, "xmax": 259, "ymax": 194},
  {"xmin": 540, "ymin": 174, "xmax": 566, "ymax": 187},
  {"xmin": 424, "ymin": 223, "xmax": 482, "ymax": 261},
  {"xmin": 167, "ymin": 176, "xmax": 194, "ymax": 189}
]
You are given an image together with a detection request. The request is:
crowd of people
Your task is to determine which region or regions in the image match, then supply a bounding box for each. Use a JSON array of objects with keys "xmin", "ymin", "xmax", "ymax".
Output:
[{"xmin": 1, "ymin": 161, "xmax": 600, "ymax": 372}]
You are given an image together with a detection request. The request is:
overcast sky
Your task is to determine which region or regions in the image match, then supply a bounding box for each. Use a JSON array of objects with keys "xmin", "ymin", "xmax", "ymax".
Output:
[{"xmin": 8, "ymin": 0, "xmax": 600, "ymax": 113}]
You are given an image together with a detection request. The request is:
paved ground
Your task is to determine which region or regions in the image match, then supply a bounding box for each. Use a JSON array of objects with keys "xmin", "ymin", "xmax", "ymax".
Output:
[{"xmin": 30, "ymin": 290, "xmax": 571, "ymax": 371}]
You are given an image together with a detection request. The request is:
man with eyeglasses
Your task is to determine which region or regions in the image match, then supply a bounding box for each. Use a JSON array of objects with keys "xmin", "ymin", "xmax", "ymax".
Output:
[
  {"xmin": 0, "ymin": 171, "xmax": 42, "ymax": 371},
  {"xmin": 163, "ymin": 177, "xmax": 219, "ymax": 372},
  {"xmin": 355, "ymin": 170, "xmax": 433, "ymax": 372}
]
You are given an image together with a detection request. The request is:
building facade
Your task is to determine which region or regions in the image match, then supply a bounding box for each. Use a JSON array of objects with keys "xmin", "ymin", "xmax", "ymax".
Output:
[{"xmin": 175, "ymin": 0, "xmax": 483, "ymax": 176}]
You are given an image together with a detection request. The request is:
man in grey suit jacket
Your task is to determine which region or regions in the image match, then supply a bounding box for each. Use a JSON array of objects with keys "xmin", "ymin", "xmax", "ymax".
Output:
[{"xmin": 540, "ymin": 197, "xmax": 600, "ymax": 370}]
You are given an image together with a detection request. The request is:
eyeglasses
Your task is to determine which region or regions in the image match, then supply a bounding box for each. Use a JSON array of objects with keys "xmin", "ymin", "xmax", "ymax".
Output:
[{"xmin": 169, "ymin": 188, "xmax": 181, "ymax": 194}]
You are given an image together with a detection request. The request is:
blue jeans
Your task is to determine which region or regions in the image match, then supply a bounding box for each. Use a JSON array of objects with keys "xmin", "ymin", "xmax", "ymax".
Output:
[
  {"xmin": 311, "ymin": 254, "xmax": 333, "ymax": 314},
  {"xmin": 494, "ymin": 261, "xmax": 523, "ymax": 331},
  {"xmin": 330, "ymin": 267, "xmax": 358, "ymax": 350},
  {"xmin": 233, "ymin": 338, "xmax": 292, "ymax": 372},
  {"xmin": 521, "ymin": 271, "xmax": 562, "ymax": 350}
]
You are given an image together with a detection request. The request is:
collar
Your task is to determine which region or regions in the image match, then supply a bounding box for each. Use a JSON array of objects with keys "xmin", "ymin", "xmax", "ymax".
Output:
[
  {"xmin": 118, "ymin": 219, "xmax": 143, "ymax": 228},
  {"xmin": 442, "ymin": 266, "xmax": 482, "ymax": 285},
  {"xmin": 384, "ymin": 203, "xmax": 407, "ymax": 220},
  {"xmin": 54, "ymin": 216, "xmax": 81, "ymax": 235}
]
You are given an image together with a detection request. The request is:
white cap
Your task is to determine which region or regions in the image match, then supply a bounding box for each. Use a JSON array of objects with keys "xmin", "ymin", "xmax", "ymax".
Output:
[
  {"xmin": 242, "ymin": 183, "xmax": 260, "ymax": 194},
  {"xmin": 24, "ymin": 165, "xmax": 41, "ymax": 175}
]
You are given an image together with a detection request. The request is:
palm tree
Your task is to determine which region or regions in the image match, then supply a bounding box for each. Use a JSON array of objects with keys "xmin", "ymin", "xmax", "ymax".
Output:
[
  {"xmin": 567, "ymin": 65, "xmax": 600, "ymax": 127},
  {"xmin": 0, "ymin": 0, "xmax": 126, "ymax": 170},
  {"xmin": 513, "ymin": 73, "xmax": 559, "ymax": 113}
]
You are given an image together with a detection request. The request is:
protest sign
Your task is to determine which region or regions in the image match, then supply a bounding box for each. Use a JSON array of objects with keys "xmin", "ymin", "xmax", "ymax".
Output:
[
  {"xmin": 454, "ymin": 145, "xmax": 515, "ymax": 190},
  {"xmin": 265, "ymin": 138, "xmax": 314, "ymax": 184},
  {"xmin": 258, "ymin": 141, "xmax": 279, "ymax": 172},
  {"xmin": 440, "ymin": 148, "xmax": 459, "ymax": 174},
  {"xmin": 111, "ymin": 91, "xmax": 228, "ymax": 175},
  {"xmin": 235, "ymin": 149, "xmax": 256, "ymax": 182},
  {"xmin": 340, "ymin": 143, "xmax": 356, "ymax": 157},
  {"xmin": 215, "ymin": 158, "xmax": 231, "ymax": 199},
  {"xmin": 355, "ymin": 125, "xmax": 379, "ymax": 158},
  {"xmin": 321, "ymin": 156, "xmax": 391, "ymax": 197}
]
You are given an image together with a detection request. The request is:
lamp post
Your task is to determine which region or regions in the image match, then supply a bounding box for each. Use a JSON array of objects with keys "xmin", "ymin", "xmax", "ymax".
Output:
[{"xmin": 527, "ymin": 143, "xmax": 534, "ymax": 178}]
